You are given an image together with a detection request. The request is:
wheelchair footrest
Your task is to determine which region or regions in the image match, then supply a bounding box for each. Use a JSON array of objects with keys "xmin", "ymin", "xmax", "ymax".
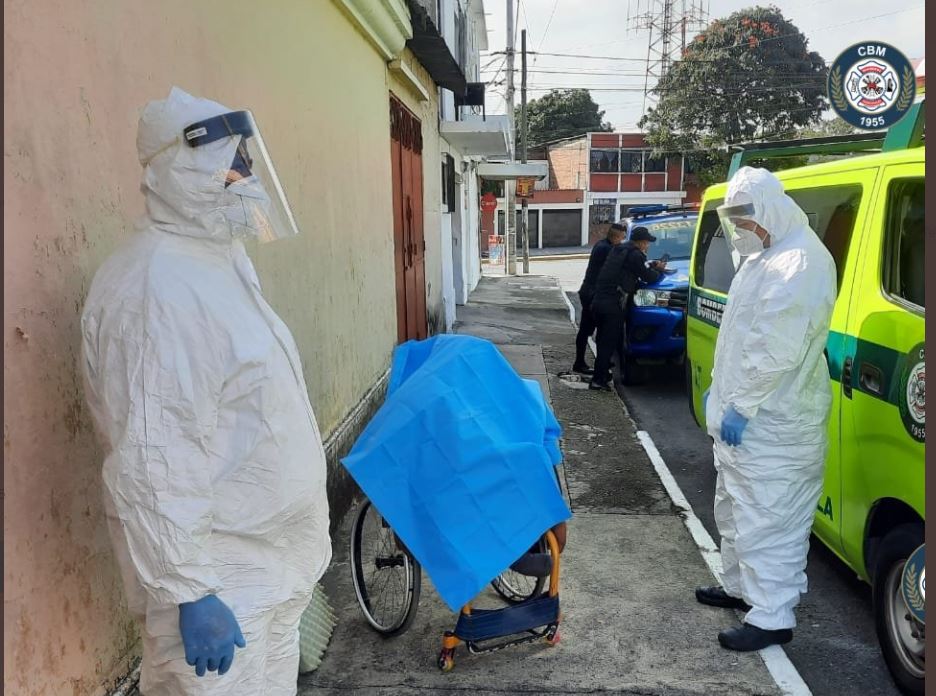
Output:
[{"xmin": 454, "ymin": 594, "xmax": 559, "ymax": 642}]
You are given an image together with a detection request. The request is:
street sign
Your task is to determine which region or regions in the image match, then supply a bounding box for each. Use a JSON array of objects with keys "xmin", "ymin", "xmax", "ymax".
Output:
[{"xmin": 516, "ymin": 178, "xmax": 535, "ymax": 198}]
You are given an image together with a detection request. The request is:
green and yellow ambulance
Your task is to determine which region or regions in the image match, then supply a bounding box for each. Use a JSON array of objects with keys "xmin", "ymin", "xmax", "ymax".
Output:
[{"xmin": 686, "ymin": 102, "xmax": 925, "ymax": 695}]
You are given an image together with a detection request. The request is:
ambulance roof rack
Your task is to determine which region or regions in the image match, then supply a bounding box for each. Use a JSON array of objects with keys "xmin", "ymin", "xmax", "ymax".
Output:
[
  {"xmin": 628, "ymin": 203, "xmax": 700, "ymax": 219},
  {"xmin": 725, "ymin": 99, "xmax": 924, "ymax": 179}
]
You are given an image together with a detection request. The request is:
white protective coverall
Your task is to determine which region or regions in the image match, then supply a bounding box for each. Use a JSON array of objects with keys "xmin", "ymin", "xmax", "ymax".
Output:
[
  {"xmin": 706, "ymin": 167, "xmax": 836, "ymax": 631},
  {"xmin": 81, "ymin": 87, "xmax": 332, "ymax": 695}
]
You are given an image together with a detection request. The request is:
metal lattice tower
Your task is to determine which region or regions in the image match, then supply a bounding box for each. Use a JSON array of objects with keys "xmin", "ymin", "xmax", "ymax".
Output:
[{"xmin": 628, "ymin": 0, "xmax": 710, "ymax": 112}]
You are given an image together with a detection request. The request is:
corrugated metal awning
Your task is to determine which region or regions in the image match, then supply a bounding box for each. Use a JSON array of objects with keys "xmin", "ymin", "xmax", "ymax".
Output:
[{"xmin": 405, "ymin": 0, "xmax": 467, "ymax": 95}]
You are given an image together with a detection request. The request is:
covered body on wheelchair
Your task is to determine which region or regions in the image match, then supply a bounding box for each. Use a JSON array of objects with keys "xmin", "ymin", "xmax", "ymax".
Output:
[{"xmin": 342, "ymin": 335, "xmax": 571, "ymax": 667}]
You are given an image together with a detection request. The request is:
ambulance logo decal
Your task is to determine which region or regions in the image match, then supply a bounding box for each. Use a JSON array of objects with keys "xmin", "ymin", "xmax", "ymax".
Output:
[
  {"xmin": 898, "ymin": 343, "xmax": 925, "ymax": 442},
  {"xmin": 901, "ymin": 544, "xmax": 925, "ymax": 625},
  {"xmin": 829, "ymin": 42, "xmax": 915, "ymax": 130}
]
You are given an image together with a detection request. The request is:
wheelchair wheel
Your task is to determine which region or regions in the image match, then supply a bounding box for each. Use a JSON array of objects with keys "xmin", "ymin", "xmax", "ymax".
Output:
[
  {"xmin": 350, "ymin": 499, "xmax": 421, "ymax": 636},
  {"xmin": 490, "ymin": 537, "xmax": 548, "ymax": 604}
]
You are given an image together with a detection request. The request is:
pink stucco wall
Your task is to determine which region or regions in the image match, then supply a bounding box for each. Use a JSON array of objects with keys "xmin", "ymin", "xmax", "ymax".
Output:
[
  {"xmin": 4, "ymin": 2, "xmax": 413, "ymax": 693},
  {"xmin": 4, "ymin": 4, "xmax": 150, "ymax": 693}
]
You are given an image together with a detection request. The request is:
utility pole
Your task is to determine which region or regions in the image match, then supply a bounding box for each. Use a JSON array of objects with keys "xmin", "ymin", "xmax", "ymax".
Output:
[
  {"xmin": 505, "ymin": 0, "xmax": 517, "ymax": 275},
  {"xmin": 520, "ymin": 29, "xmax": 530, "ymax": 274},
  {"xmin": 627, "ymin": 0, "xmax": 709, "ymax": 111}
]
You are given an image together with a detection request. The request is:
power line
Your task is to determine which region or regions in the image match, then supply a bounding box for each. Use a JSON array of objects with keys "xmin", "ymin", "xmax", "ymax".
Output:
[
  {"xmin": 485, "ymin": 55, "xmax": 508, "ymax": 88},
  {"xmin": 530, "ymin": 50, "xmax": 832, "ymax": 65},
  {"xmin": 485, "ymin": 66, "xmax": 829, "ymax": 78},
  {"xmin": 480, "ymin": 55, "xmax": 504, "ymax": 71},
  {"xmin": 537, "ymin": 0, "xmax": 561, "ymax": 56},
  {"xmin": 496, "ymin": 82, "xmax": 826, "ymax": 96}
]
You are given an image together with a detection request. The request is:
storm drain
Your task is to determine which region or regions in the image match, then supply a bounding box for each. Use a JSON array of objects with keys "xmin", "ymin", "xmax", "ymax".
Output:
[{"xmin": 557, "ymin": 372, "xmax": 589, "ymax": 389}]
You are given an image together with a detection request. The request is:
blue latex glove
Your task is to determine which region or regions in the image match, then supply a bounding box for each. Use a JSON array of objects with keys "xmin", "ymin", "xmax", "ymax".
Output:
[
  {"xmin": 702, "ymin": 388, "xmax": 710, "ymax": 413},
  {"xmin": 178, "ymin": 595, "xmax": 246, "ymax": 677},
  {"xmin": 720, "ymin": 406, "xmax": 748, "ymax": 447}
]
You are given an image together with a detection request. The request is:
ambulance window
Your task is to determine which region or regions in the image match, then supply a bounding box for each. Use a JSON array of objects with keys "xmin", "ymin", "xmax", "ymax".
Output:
[
  {"xmin": 883, "ymin": 178, "xmax": 924, "ymax": 310},
  {"xmin": 785, "ymin": 184, "xmax": 862, "ymax": 291},
  {"xmin": 693, "ymin": 199, "xmax": 738, "ymax": 294}
]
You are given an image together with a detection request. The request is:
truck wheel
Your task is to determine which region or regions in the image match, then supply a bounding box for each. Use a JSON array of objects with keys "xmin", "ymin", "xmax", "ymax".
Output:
[
  {"xmin": 873, "ymin": 523, "xmax": 925, "ymax": 696},
  {"xmin": 622, "ymin": 356, "xmax": 646, "ymax": 385}
]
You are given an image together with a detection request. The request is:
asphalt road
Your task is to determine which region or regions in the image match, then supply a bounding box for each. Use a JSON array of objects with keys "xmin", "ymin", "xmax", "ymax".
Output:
[{"xmin": 527, "ymin": 258, "xmax": 901, "ymax": 696}]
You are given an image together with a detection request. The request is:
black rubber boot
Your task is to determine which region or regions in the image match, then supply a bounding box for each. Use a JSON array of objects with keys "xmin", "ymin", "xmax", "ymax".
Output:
[
  {"xmin": 588, "ymin": 379, "xmax": 613, "ymax": 391},
  {"xmin": 572, "ymin": 362, "xmax": 594, "ymax": 375},
  {"xmin": 718, "ymin": 623, "xmax": 793, "ymax": 652},
  {"xmin": 695, "ymin": 586, "xmax": 752, "ymax": 611}
]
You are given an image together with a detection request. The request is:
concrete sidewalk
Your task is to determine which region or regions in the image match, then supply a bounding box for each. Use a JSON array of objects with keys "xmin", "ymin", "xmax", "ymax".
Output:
[{"xmin": 301, "ymin": 276, "xmax": 780, "ymax": 696}]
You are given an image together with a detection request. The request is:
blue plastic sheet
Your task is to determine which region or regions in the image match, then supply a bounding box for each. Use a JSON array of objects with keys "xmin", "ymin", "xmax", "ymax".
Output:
[{"xmin": 342, "ymin": 335, "xmax": 572, "ymax": 611}]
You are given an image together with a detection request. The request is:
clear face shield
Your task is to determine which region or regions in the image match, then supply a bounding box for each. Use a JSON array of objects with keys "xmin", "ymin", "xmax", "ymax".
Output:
[
  {"xmin": 183, "ymin": 110, "xmax": 300, "ymax": 243},
  {"xmin": 716, "ymin": 200, "xmax": 766, "ymax": 256}
]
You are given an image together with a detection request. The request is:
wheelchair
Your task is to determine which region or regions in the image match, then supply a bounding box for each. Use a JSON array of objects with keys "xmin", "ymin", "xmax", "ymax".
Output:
[{"xmin": 349, "ymin": 498, "xmax": 562, "ymax": 671}]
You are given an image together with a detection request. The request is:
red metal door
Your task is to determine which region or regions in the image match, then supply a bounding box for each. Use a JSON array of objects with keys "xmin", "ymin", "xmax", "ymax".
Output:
[{"xmin": 389, "ymin": 95, "xmax": 427, "ymax": 342}]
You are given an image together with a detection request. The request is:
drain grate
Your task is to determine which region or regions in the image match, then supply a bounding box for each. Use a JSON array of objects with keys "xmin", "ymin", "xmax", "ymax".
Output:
[{"xmin": 557, "ymin": 372, "xmax": 589, "ymax": 389}]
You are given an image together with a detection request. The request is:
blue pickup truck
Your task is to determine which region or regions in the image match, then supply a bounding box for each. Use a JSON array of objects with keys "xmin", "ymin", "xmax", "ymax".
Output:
[{"xmin": 622, "ymin": 204, "xmax": 698, "ymax": 382}]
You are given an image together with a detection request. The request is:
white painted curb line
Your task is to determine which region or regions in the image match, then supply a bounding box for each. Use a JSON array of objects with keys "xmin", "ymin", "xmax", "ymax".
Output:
[
  {"xmin": 636, "ymin": 431, "xmax": 813, "ymax": 696},
  {"xmin": 558, "ymin": 281, "xmax": 577, "ymax": 324}
]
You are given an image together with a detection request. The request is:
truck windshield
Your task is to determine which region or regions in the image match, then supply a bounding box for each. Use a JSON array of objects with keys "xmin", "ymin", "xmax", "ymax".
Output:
[{"xmin": 641, "ymin": 218, "xmax": 697, "ymax": 260}]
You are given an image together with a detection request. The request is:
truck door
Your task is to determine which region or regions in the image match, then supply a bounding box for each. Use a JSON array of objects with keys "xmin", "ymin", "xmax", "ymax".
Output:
[
  {"xmin": 838, "ymin": 164, "xmax": 924, "ymax": 569},
  {"xmin": 783, "ymin": 174, "xmax": 873, "ymax": 550}
]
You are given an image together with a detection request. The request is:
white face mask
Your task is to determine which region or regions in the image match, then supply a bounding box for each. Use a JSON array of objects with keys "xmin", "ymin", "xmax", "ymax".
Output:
[
  {"xmin": 729, "ymin": 227, "xmax": 766, "ymax": 256},
  {"xmin": 219, "ymin": 176, "xmax": 274, "ymax": 239}
]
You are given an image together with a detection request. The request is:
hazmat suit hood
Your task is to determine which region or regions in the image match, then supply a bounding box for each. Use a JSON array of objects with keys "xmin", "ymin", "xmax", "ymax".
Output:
[
  {"xmin": 724, "ymin": 167, "xmax": 810, "ymax": 246},
  {"xmin": 137, "ymin": 86, "xmax": 246, "ymax": 241}
]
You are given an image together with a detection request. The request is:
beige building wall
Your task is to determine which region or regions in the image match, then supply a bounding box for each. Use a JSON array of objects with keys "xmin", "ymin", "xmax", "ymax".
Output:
[{"xmin": 3, "ymin": 1, "xmax": 429, "ymax": 693}]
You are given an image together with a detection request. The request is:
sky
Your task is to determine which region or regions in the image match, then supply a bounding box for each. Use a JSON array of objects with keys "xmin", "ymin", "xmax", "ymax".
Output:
[{"xmin": 479, "ymin": 0, "xmax": 926, "ymax": 131}]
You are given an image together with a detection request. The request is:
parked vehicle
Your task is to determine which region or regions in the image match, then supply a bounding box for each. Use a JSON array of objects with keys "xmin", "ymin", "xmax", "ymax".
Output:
[
  {"xmin": 621, "ymin": 204, "xmax": 698, "ymax": 383},
  {"xmin": 686, "ymin": 101, "xmax": 925, "ymax": 695}
]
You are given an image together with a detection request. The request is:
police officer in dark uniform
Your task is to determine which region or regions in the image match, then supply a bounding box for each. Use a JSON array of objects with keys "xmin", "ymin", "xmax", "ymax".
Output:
[
  {"xmin": 589, "ymin": 226, "xmax": 666, "ymax": 391},
  {"xmin": 572, "ymin": 223, "xmax": 627, "ymax": 375}
]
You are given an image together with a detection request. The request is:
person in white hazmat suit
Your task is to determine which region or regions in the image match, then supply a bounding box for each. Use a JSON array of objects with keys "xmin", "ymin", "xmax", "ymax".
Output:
[
  {"xmin": 695, "ymin": 167, "xmax": 836, "ymax": 652},
  {"xmin": 81, "ymin": 87, "xmax": 332, "ymax": 694}
]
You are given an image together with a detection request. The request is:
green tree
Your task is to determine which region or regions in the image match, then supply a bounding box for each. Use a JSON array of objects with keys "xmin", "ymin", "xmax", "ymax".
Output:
[
  {"xmin": 797, "ymin": 117, "xmax": 860, "ymax": 138},
  {"xmin": 639, "ymin": 6, "xmax": 828, "ymax": 186},
  {"xmin": 518, "ymin": 89, "xmax": 612, "ymax": 149}
]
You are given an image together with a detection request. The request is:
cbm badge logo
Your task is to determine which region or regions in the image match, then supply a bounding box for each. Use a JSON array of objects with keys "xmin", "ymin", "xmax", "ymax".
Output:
[{"xmin": 828, "ymin": 42, "xmax": 915, "ymax": 130}]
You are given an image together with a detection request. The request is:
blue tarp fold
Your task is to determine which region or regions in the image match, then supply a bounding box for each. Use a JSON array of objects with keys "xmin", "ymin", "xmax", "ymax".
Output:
[{"xmin": 342, "ymin": 335, "xmax": 571, "ymax": 611}]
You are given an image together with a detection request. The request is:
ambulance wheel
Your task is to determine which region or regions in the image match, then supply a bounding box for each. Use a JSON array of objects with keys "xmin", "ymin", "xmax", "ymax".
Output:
[{"xmin": 873, "ymin": 523, "xmax": 924, "ymax": 696}]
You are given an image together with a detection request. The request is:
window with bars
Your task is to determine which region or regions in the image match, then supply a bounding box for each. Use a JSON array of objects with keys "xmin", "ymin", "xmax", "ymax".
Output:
[
  {"xmin": 441, "ymin": 153, "xmax": 456, "ymax": 213},
  {"xmin": 589, "ymin": 149, "xmax": 670, "ymax": 173}
]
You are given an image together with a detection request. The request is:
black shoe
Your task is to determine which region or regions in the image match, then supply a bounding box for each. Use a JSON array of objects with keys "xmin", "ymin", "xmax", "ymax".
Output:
[
  {"xmin": 588, "ymin": 380, "xmax": 613, "ymax": 391},
  {"xmin": 718, "ymin": 623, "xmax": 793, "ymax": 652},
  {"xmin": 572, "ymin": 362, "xmax": 594, "ymax": 376},
  {"xmin": 695, "ymin": 586, "xmax": 752, "ymax": 611}
]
